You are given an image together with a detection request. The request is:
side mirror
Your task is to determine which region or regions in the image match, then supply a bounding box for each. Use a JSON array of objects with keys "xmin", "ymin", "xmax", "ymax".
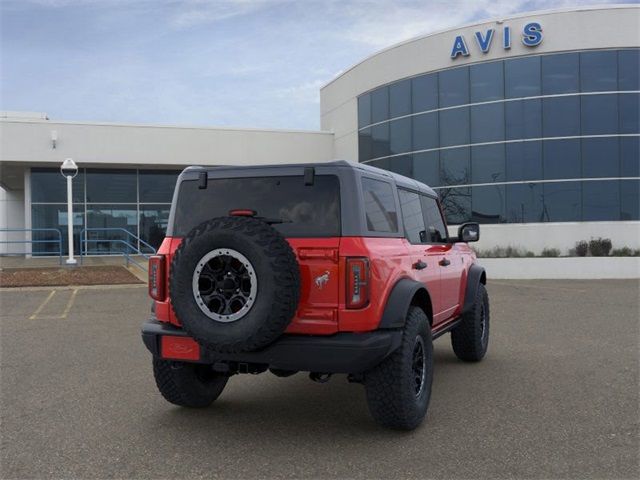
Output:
[{"xmin": 458, "ymin": 222, "xmax": 480, "ymax": 243}]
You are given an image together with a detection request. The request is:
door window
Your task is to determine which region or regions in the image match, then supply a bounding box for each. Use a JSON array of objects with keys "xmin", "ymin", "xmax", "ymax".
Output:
[
  {"xmin": 421, "ymin": 196, "xmax": 448, "ymax": 243},
  {"xmin": 362, "ymin": 178, "xmax": 398, "ymax": 233},
  {"xmin": 398, "ymin": 189, "xmax": 426, "ymax": 244}
]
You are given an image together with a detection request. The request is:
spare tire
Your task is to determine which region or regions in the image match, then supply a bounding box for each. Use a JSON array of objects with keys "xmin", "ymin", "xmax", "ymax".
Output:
[{"xmin": 169, "ymin": 216, "xmax": 300, "ymax": 353}]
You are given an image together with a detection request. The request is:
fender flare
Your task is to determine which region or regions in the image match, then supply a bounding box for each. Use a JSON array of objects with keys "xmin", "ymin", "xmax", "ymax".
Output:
[
  {"xmin": 462, "ymin": 264, "xmax": 486, "ymax": 315},
  {"xmin": 378, "ymin": 278, "xmax": 433, "ymax": 329}
]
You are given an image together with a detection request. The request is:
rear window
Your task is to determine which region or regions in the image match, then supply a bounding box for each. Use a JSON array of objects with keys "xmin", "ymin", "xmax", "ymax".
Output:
[{"xmin": 173, "ymin": 175, "xmax": 340, "ymax": 237}]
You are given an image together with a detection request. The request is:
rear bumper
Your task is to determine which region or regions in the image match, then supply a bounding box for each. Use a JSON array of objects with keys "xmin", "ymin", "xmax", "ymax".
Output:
[{"xmin": 141, "ymin": 319, "xmax": 402, "ymax": 374}]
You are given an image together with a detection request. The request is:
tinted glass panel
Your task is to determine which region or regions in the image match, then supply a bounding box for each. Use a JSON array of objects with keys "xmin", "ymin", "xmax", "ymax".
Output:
[
  {"xmin": 471, "ymin": 185, "xmax": 505, "ymax": 223},
  {"xmin": 580, "ymin": 51, "xmax": 617, "ymax": 92},
  {"xmin": 139, "ymin": 206, "xmax": 170, "ymax": 250},
  {"xmin": 439, "ymin": 67, "xmax": 469, "ymax": 107},
  {"xmin": 543, "ymin": 96, "xmax": 580, "ymax": 137},
  {"xmin": 543, "ymin": 182, "xmax": 581, "ymax": 222},
  {"xmin": 470, "ymin": 102, "xmax": 504, "ymax": 143},
  {"xmin": 31, "ymin": 204, "xmax": 83, "ymax": 255},
  {"xmin": 361, "ymin": 177, "xmax": 398, "ymax": 233},
  {"xmin": 544, "ymin": 139, "xmax": 581, "ymax": 180},
  {"xmin": 581, "ymin": 94, "xmax": 618, "ymax": 135},
  {"xmin": 139, "ymin": 170, "xmax": 179, "ymax": 203},
  {"xmin": 505, "ymin": 98, "xmax": 542, "ymax": 140},
  {"xmin": 583, "ymin": 180, "xmax": 620, "ymax": 221},
  {"xmin": 86, "ymin": 169, "xmax": 136, "ymax": 203},
  {"xmin": 620, "ymin": 179, "xmax": 640, "ymax": 220},
  {"xmin": 398, "ymin": 189, "xmax": 426, "ymax": 243},
  {"xmin": 390, "ymin": 79, "xmax": 411, "ymax": 118},
  {"xmin": 439, "ymin": 187, "xmax": 471, "ymax": 224},
  {"xmin": 175, "ymin": 176, "xmax": 341, "ymax": 237},
  {"xmin": 506, "ymin": 141, "xmax": 543, "ymax": 182},
  {"xmin": 387, "ymin": 155, "xmax": 412, "ymax": 177},
  {"xmin": 542, "ymin": 53, "xmax": 579, "ymax": 94},
  {"xmin": 389, "ymin": 117, "xmax": 411, "ymax": 155},
  {"xmin": 470, "ymin": 61, "xmax": 504, "ymax": 102},
  {"xmin": 412, "ymin": 112, "xmax": 439, "ymax": 151},
  {"xmin": 471, "ymin": 144, "xmax": 505, "ymax": 183},
  {"xmin": 371, "ymin": 87, "xmax": 389, "ymax": 123},
  {"xmin": 440, "ymin": 147, "xmax": 470, "ymax": 185},
  {"xmin": 413, "ymin": 152, "xmax": 440, "ymax": 187},
  {"xmin": 621, "ymin": 137, "xmax": 640, "ymax": 177},
  {"xmin": 421, "ymin": 195, "xmax": 448, "ymax": 242},
  {"xmin": 412, "ymin": 74, "xmax": 438, "ymax": 113},
  {"xmin": 31, "ymin": 168, "xmax": 84, "ymax": 203},
  {"xmin": 358, "ymin": 94, "xmax": 371, "ymax": 128},
  {"xmin": 439, "ymin": 107, "xmax": 470, "ymax": 147},
  {"xmin": 371, "ymin": 123, "xmax": 390, "ymax": 159},
  {"xmin": 618, "ymin": 49, "xmax": 640, "ymax": 91},
  {"xmin": 582, "ymin": 137, "xmax": 619, "ymax": 178},
  {"xmin": 505, "ymin": 56, "xmax": 540, "ymax": 98},
  {"xmin": 86, "ymin": 204, "xmax": 137, "ymax": 254},
  {"xmin": 359, "ymin": 128, "xmax": 373, "ymax": 162},
  {"xmin": 506, "ymin": 183, "xmax": 543, "ymax": 223},
  {"xmin": 619, "ymin": 92, "xmax": 639, "ymax": 134}
]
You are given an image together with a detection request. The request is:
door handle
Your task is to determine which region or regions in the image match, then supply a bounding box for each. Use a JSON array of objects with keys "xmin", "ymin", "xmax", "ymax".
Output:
[
  {"xmin": 412, "ymin": 260, "xmax": 427, "ymax": 270},
  {"xmin": 439, "ymin": 258, "xmax": 451, "ymax": 267}
]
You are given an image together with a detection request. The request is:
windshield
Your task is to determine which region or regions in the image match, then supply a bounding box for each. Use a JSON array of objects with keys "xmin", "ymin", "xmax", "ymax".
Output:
[{"xmin": 173, "ymin": 175, "xmax": 341, "ymax": 237}]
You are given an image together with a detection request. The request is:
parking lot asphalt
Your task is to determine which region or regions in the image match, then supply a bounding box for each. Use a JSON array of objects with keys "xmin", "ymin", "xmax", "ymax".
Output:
[{"xmin": 1, "ymin": 280, "xmax": 638, "ymax": 479}]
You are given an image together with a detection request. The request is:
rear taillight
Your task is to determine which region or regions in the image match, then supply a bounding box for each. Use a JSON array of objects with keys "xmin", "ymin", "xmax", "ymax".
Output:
[
  {"xmin": 148, "ymin": 255, "xmax": 165, "ymax": 301},
  {"xmin": 346, "ymin": 257, "xmax": 370, "ymax": 309}
]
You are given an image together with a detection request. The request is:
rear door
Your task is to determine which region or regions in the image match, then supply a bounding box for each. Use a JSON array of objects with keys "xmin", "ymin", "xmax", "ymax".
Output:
[{"xmin": 397, "ymin": 189, "xmax": 445, "ymax": 323}]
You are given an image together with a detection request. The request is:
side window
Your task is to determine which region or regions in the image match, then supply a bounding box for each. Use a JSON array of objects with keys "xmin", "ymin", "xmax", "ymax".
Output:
[
  {"xmin": 398, "ymin": 189, "xmax": 427, "ymax": 244},
  {"xmin": 362, "ymin": 177, "xmax": 398, "ymax": 233},
  {"xmin": 421, "ymin": 195, "xmax": 448, "ymax": 243}
]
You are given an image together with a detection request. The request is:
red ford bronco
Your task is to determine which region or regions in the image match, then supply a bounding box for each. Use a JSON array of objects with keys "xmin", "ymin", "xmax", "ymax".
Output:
[{"xmin": 142, "ymin": 161, "xmax": 489, "ymax": 430}]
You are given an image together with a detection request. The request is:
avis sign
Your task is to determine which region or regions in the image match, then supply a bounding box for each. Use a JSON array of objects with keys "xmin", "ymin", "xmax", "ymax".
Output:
[{"xmin": 450, "ymin": 22, "xmax": 543, "ymax": 59}]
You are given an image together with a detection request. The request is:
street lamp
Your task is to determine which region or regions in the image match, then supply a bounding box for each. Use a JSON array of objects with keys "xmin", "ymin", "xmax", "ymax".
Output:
[{"xmin": 60, "ymin": 158, "xmax": 78, "ymax": 265}]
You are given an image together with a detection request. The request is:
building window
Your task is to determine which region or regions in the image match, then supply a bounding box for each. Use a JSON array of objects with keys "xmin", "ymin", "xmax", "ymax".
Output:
[
  {"xmin": 31, "ymin": 168, "xmax": 84, "ymax": 203},
  {"xmin": 543, "ymin": 182, "xmax": 582, "ymax": 222},
  {"xmin": 413, "ymin": 152, "xmax": 440, "ymax": 187},
  {"xmin": 439, "ymin": 107, "xmax": 470, "ymax": 147},
  {"xmin": 505, "ymin": 98, "xmax": 542, "ymax": 140},
  {"xmin": 543, "ymin": 139, "xmax": 581, "ymax": 180},
  {"xmin": 412, "ymin": 112, "xmax": 439, "ymax": 151},
  {"xmin": 505, "ymin": 56, "xmax": 541, "ymax": 98},
  {"xmin": 439, "ymin": 66, "xmax": 469, "ymax": 108},
  {"xmin": 581, "ymin": 94, "xmax": 619, "ymax": 135},
  {"xmin": 506, "ymin": 141, "xmax": 543, "ymax": 182},
  {"xmin": 412, "ymin": 73, "xmax": 438, "ymax": 113},
  {"xmin": 389, "ymin": 117, "xmax": 412, "ymax": 155},
  {"xmin": 389, "ymin": 79, "xmax": 411, "ymax": 118},
  {"xmin": 580, "ymin": 50, "xmax": 617, "ymax": 92},
  {"xmin": 370, "ymin": 86, "xmax": 389, "ymax": 124},
  {"xmin": 582, "ymin": 137, "xmax": 619, "ymax": 178},
  {"xmin": 440, "ymin": 148, "xmax": 470, "ymax": 185},
  {"xmin": 470, "ymin": 61, "xmax": 504, "ymax": 102},
  {"xmin": 471, "ymin": 185, "xmax": 505, "ymax": 223},
  {"xmin": 542, "ymin": 96, "xmax": 581, "ymax": 137},
  {"xmin": 86, "ymin": 169, "xmax": 136, "ymax": 203},
  {"xmin": 471, "ymin": 144, "xmax": 505, "ymax": 184},
  {"xmin": 542, "ymin": 52, "xmax": 579, "ymax": 95},
  {"xmin": 358, "ymin": 94, "xmax": 371, "ymax": 128},
  {"xmin": 582, "ymin": 180, "xmax": 620, "ymax": 221},
  {"xmin": 470, "ymin": 102, "xmax": 505, "ymax": 143}
]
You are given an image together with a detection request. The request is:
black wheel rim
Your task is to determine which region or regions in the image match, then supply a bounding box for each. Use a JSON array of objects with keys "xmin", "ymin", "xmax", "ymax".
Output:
[
  {"xmin": 412, "ymin": 336, "xmax": 426, "ymax": 398},
  {"xmin": 480, "ymin": 303, "xmax": 487, "ymax": 345}
]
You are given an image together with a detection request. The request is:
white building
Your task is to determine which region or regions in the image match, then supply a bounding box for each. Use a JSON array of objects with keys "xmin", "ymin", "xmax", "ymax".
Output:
[{"xmin": 1, "ymin": 5, "xmax": 638, "ymax": 257}]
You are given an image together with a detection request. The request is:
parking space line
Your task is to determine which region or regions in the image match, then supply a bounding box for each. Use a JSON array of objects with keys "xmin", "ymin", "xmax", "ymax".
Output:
[
  {"xmin": 29, "ymin": 290, "xmax": 56, "ymax": 319},
  {"xmin": 59, "ymin": 289, "xmax": 79, "ymax": 319}
]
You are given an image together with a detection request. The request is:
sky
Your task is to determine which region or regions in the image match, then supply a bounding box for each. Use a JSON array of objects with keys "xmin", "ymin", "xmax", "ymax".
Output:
[{"xmin": 0, "ymin": 0, "xmax": 634, "ymax": 130}]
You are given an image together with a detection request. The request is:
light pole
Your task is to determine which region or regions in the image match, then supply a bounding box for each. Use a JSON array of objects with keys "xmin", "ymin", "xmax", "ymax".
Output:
[{"xmin": 60, "ymin": 158, "xmax": 78, "ymax": 265}]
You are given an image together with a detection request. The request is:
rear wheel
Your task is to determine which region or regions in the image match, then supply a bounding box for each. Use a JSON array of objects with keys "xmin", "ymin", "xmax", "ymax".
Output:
[
  {"xmin": 364, "ymin": 307, "xmax": 433, "ymax": 430},
  {"xmin": 451, "ymin": 283, "xmax": 490, "ymax": 362},
  {"xmin": 153, "ymin": 359, "xmax": 228, "ymax": 408}
]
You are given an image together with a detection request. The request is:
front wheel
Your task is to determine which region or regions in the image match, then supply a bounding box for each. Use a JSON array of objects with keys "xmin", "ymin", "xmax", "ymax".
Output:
[
  {"xmin": 153, "ymin": 359, "xmax": 228, "ymax": 408},
  {"xmin": 364, "ymin": 307, "xmax": 433, "ymax": 430},
  {"xmin": 451, "ymin": 282, "xmax": 490, "ymax": 362}
]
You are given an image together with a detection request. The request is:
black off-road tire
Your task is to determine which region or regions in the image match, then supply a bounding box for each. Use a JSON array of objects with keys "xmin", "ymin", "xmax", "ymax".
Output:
[
  {"xmin": 153, "ymin": 359, "xmax": 228, "ymax": 408},
  {"xmin": 451, "ymin": 283, "xmax": 490, "ymax": 362},
  {"xmin": 169, "ymin": 216, "xmax": 300, "ymax": 353},
  {"xmin": 364, "ymin": 307, "xmax": 433, "ymax": 430}
]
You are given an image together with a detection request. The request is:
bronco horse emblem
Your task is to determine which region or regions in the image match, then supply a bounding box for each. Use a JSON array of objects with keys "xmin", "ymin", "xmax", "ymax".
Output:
[{"xmin": 314, "ymin": 271, "xmax": 330, "ymax": 290}]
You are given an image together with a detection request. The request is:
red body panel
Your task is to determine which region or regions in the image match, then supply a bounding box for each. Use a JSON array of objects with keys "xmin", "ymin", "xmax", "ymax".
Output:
[{"xmin": 153, "ymin": 235, "xmax": 476, "ymax": 335}]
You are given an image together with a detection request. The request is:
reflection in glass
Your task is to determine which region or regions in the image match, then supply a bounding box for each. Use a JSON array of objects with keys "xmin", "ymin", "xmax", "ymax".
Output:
[
  {"xmin": 398, "ymin": 189, "xmax": 426, "ymax": 243},
  {"xmin": 413, "ymin": 152, "xmax": 440, "ymax": 187},
  {"xmin": 358, "ymin": 94, "xmax": 371, "ymax": 128},
  {"xmin": 86, "ymin": 204, "xmax": 138, "ymax": 254},
  {"xmin": 470, "ymin": 61, "xmax": 504, "ymax": 102},
  {"xmin": 542, "ymin": 53, "xmax": 579, "ymax": 94},
  {"xmin": 544, "ymin": 139, "xmax": 581, "ymax": 180},
  {"xmin": 580, "ymin": 50, "xmax": 617, "ymax": 92},
  {"xmin": 620, "ymin": 179, "xmax": 640, "ymax": 220},
  {"xmin": 583, "ymin": 181, "xmax": 620, "ymax": 221},
  {"xmin": 362, "ymin": 178, "xmax": 398, "ymax": 232},
  {"xmin": 31, "ymin": 204, "xmax": 84, "ymax": 255},
  {"xmin": 86, "ymin": 169, "xmax": 136, "ymax": 203},
  {"xmin": 471, "ymin": 144, "xmax": 505, "ymax": 184},
  {"xmin": 619, "ymin": 92, "xmax": 639, "ymax": 134},
  {"xmin": 358, "ymin": 128, "xmax": 373, "ymax": 162},
  {"xmin": 371, "ymin": 123, "xmax": 390, "ymax": 159},
  {"xmin": 543, "ymin": 182, "xmax": 581, "ymax": 222},
  {"xmin": 440, "ymin": 148, "xmax": 470, "ymax": 186},
  {"xmin": 618, "ymin": 49, "xmax": 640, "ymax": 91},
  {"xmin": 439, "ymin": 187, "xmax": 471, "ymax": 225},
  {"xmin": 439, "ymin": 67, "xmax": 469, "ymax": 107},
  {"xmin": 543, "ymin": 96, "xmax": 580, "ymax": 137},
  {"xmin": 506, "ymin": 142, "xmax": 543, "ymax": 182},
  {"xmin": 389, "ymin": 117, "xmax": 411, "ymax": 155},
  {"xmin": 471, "ymin": 185, "xmax": 505, "ymax": 223},
  {"xmin": 412, "ymin": 112, "xmax": 438, "ymax": 151},
  {"xmin": 387, "ymin": 155, "xmax": 412, "ymax": 177},
  {"xmin": 32, "ymin": 168, "xmax": 85, "ymax": 203},
  {"xmin": 139, "ymin": 170, "xmax": 179, "ymax": 203},
  {"xmin": 505, "ymin": 99, "xmax": 542, "ymax": 140},
  {"xmin": 439, "ymin": 107, "xmax": 470, "ymax": 147},
  {"xmin": 371, "ymin": 87, "xmax": 389, "ymax": 123},
  {"xmin": 470, "ymin": 103, "xmax": 504, "ymax": 143},
  {"xmin": 506, "ymin": 183, "xmax": 542, "ymax": 223},
  {"xmin": 505, "ymin": 56, "xmax": 541, "ymax": 98},
  {"xmin": 390, "ymin": 79, "xmax": 411, "ymax": 118},
  {"xmin": 621, "ymin": 137, "xmax": 640, "ymax": 177},
  {"xmin": 140, "ymin": 206, "xmax": 171, "ymax": 250}
]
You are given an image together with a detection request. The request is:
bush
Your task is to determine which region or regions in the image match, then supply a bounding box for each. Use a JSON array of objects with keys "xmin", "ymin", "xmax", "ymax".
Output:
[
  {"xmin": 611, "ymin": 247, "xmax": 640, "ymax": 257},
  {"xmin": 475, "ymin": 246, "xmax": 535, "ymax": 258},
  {"xmin": 574, "ymin": 241, "xmax": 589, "ymax": 257},
  {"xmin": 589, "ymin": 237, "xmax": 612, "ymax": 257},
  {"xmin": 541, "ymin": 247, "xmax": 561, "ymax": 257}
]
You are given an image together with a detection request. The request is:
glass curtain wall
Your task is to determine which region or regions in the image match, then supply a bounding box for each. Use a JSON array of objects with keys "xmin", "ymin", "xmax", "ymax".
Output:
[
  {"xmin": 357, "ymin": 48, "xmax": 640, "ymax": 224},
  {"xmin": 31, "ymin": 168, "xmax": 179, "ymax": 255}
]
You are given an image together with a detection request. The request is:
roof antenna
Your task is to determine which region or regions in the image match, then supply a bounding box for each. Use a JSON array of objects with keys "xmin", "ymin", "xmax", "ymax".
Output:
[
  {"xmin": 304, "ymin": 167, "xmax": 315, "ymax": 186},
  {"xmin": 198, "ymin": 171, "xmax": 208, "ymax": 189}
]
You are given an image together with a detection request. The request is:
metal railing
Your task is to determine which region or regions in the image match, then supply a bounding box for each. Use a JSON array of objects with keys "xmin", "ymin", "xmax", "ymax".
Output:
[
  {"xmin": 80, "ymin": 227, "xmax": 156, "ymax": 271},
  {"xmin": 0, "ymin": 228, "xmax": 64, "ymax": 264}
]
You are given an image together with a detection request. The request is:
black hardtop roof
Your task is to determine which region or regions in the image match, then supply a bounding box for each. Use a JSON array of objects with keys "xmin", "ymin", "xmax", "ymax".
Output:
[{"xmin": 183, "ymin": 160, "xmax": 437, "ymax": 197}]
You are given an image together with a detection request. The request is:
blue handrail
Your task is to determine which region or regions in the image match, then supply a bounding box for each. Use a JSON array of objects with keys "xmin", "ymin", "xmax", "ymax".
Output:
[
  {"xmin": 0, "ymin": 228, "xmax": 64, "ymax": 264},
  {"xmin": 79, "ymin": 227, "xmax": 157, "ymax": 271}
]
